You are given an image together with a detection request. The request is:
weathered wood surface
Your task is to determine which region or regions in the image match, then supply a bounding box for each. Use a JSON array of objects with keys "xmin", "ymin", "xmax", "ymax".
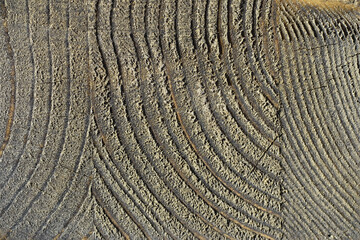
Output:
[{"xmin": 0, "ymin": 0, "xmax": 359, "ymax": 239}]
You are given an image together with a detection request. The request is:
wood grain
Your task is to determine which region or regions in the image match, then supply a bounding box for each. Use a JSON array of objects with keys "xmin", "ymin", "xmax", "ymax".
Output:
[{"xmin": 0, "ymin": 0, "xmax": 359, "ymax": 239}]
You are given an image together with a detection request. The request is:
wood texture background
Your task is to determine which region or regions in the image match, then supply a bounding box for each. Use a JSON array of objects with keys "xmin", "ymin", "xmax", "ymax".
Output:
[{"xmin": 0, "ymin": 0, "xmax": 359, "ymax": 239}]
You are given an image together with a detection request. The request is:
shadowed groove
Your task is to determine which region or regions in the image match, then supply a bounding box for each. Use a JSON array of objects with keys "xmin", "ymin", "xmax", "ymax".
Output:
[
  {"xmin": 277, "ymin": 39, "xmax": 338, "ymax": 234},
  {"xmin": 0, "ymin": 0, "xmax": 35, "ymax": 193},
  {"xmin": 304, "ymin": 1, "xmax": 360, "ymax": 145},
  {"xmin": 92, "ymin": 166, "xmax": 149, "ymax": 240},
  {"xmin": 90, "ymin": 1, "xmax": 211, "ymax": 238},
  {"xmin": 46, "ymin": 173, "xmax": 93, "ymax": 240},
  {"xmin": 111, "ymin": 1, "xmax": 252, "ymax": 238},
  {"xmin": 206, "ymin": 1, "xmax": 283, "ymax": 183},
  {"xmin": 129, "ymin": 1, "xmax": 241, "ymax": 236},
  {"xmin": 0, "ymin": 0, "xmax": 16, "ymax": 159},
  {"xmin": 165, "ymin": 45, "xmax": 278, "ymax": 240},
  {"xmin": 0, "ymin": 0, "xmax": 50, "ymax": 220},
  {"xmin": 282, "ymin": 1, "xmax": 360, "ymax": 218},
  {"xmin": 304, "ymin": 6, "xmax": 360, "ymax": 197},
  {"xmin": 192, "ymin": 0, "xmax": 282, "ymax": 203},
  {"xmin": 167, "ymin": 0, "xmax": 281, "ymax": 218},
  {"xmin": 147, "ymin": 0, "xmax": 281, "ymax": 235},
  {"xmin": 278, "ymin": 18, "xmax": 340, "ymax": 236},
  {"xmin": 1, "ymin": 0, "xmax": 94, "ymax": 238},
  {"xmin": 0, "ymin": 0, "xmax": 72, "ymax": 236},
  {"xmin": 296, "ymin": 0, "xmax": 360, "ymax": 199},
  {"xmin": 142, "ymin": 6, "xmax": 280, "ymax": 232},
  {"xmin": 91, "ymin": 131, "xmax": 172, "ymax": 239},
  {"xmin": 218, "ymin": 0, "xmax": 282, "ymax": 161},
  {"xmin": 91, "ymin": 1, "xmax": 178, "ymax": 238},
  {"xmin": 194, "ymin": 2, "xmax": 282, "ymax": 226},
  {"xmin": 30, "ymin": 2, "xmax": 94, "ymax": 236},
  {"xmin": 179, "ymin": 0, "xmax": 281, "ymax": 211},
  {"xmin": 278, "ymin": 0, "xmax": 360, "ymax": 238},
  {"xmin": 90, "ymin": 0, "xmax": 282, "ymax": 236},
  {"xmin": 233, "ymin": 0, "xmax": 280, "ymax": 118},
  {"xmin": 92, "ymin": 187, "xmax": 130, "ymax": 240}
]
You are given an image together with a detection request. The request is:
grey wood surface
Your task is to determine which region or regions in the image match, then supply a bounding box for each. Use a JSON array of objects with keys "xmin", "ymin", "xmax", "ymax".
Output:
[{"xmin": 0, "ymin": 0, "xmax": 359, "ymax": 239}]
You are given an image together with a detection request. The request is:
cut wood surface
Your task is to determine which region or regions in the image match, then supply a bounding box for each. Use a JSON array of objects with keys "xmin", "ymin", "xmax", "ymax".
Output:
[{"xmin": 0, "ymin": 0, "xmax": 359, "ymax": 239}]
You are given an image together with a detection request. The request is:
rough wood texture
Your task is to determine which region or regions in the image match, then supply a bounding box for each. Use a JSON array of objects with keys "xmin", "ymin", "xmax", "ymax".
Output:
[{"xmin": 0, "ymin": 0, "xmax": 359, "ymax": 239}]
